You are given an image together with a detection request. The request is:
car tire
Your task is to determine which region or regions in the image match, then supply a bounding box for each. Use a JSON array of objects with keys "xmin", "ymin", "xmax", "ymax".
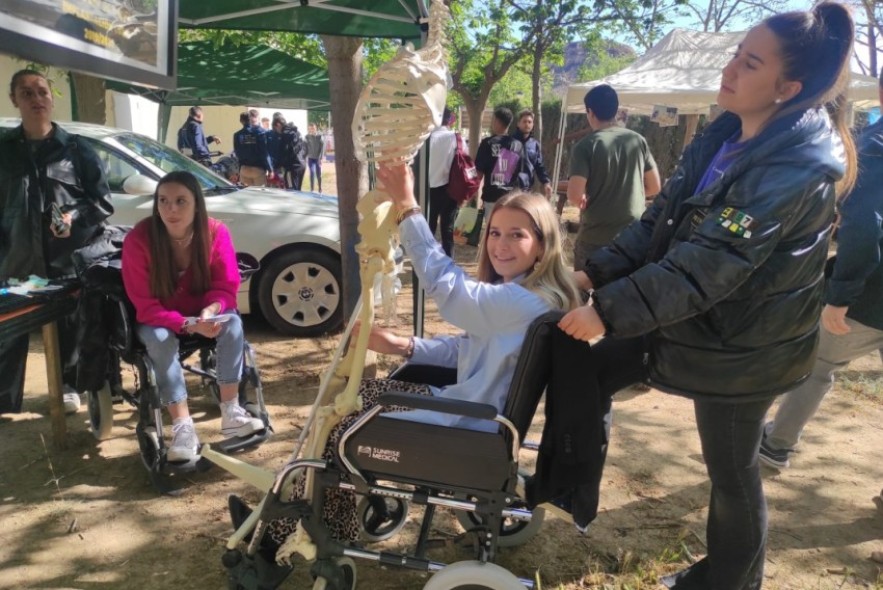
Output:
[{"xmin": 257, "ymin": 248, "xmax": 343, "ymax": 337}]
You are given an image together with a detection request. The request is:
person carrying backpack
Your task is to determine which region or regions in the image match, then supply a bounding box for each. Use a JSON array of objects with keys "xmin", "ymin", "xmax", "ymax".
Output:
[
  {"xmin": 177, "ymin": 106, "xmax": 220, "ymax": 167},
  {"xmin": 474, "ymin": 107, "xmax": 527, "ymax": 221},
  {"xmin": 427, "ymin": 107, "xmax": 459, "ymax": 256},
  {"xmin": 270, "ymin": 114, "xmax": 306, "ymax": 190}
]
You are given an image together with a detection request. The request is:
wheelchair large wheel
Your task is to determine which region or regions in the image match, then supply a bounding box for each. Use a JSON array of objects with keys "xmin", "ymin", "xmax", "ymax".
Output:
[
  {"xmin": 357, "ymin": 495, "xmax": 409, "ymax": 542},
  {"xmin": 311, "ymin": 557, "xmax": 357, "ymax": 590},
  {"xmin": 87, "ymin": 381, "xmax": 114, "ymax": 440},
  {"xmin": 136, "ymin": 423, "xmax": 162, "ymax": 471},
  {"xmin": 455, "ymin": 505, "xmax": 545, "ymax": 548},
  {"xmin": 423, "ymin": 560, "xmax": 524, "ymax": 590}
]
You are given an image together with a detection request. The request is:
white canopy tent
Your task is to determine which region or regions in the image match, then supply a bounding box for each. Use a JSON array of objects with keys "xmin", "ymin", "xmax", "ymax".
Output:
[{"xmin": 553, "ymin": 28, "xmax": 881, "ymax": 188}]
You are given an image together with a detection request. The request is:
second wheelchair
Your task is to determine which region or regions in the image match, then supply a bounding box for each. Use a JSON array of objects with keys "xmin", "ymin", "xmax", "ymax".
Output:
[{"xmin": 79, "ymin": 254, "xmax": 272, "ymax": 493}]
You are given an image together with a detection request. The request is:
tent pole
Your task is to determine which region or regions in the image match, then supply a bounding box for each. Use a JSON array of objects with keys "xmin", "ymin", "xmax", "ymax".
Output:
[
  {"xmin": 158, "ymin": 102, "xmax": 172, "ymax": 144},
  {"xmin": 683, "ymin": 114, "xmax": 700, "ymax": 150},
  {"xmin": 551, "ymin": 99, "xmax": 568, "ymax": 204}
]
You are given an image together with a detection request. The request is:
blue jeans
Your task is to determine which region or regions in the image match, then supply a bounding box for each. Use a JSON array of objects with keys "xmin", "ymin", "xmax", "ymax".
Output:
[
  {"xmin": 136, "ymin": 314, "xmax": 244, "ymax": 406},
  {"xmin": 308, "ymin": 158, "xmax": 322, "ymax": 191},
  {"xmin": 664, "ymin": 397, "xmax": 774, "ymax": 590}
]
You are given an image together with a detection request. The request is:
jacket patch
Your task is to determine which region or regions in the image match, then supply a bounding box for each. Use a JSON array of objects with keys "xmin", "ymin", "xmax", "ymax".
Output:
[{"xmin": 718, "ymin": 207, "xmax": 756, "ymax": 238}]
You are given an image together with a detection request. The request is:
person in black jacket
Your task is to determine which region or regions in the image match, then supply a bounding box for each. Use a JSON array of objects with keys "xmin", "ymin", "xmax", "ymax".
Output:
[
  {"xmin": 177, "ymin": 106, "xmax": 221, "ymax": 167},
  {"xmin": 559, "ymin": 5, "xmax": 857, "ymax": 589},
  {"xmin": 758, "ymin": 71, "xmax": 883, "ymax": 470},
  {"xmin": 512, "ymin": 108, "xmax": 552, "ymax": 199},
  {"xmin": 0, "ymin": 69, "xmax": 113, "ymax": 415}
]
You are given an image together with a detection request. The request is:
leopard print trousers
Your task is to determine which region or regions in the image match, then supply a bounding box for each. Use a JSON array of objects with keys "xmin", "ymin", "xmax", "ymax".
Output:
[{"xmin": 266, "ymin": 378, "xmax": 431, "ymax": 545}]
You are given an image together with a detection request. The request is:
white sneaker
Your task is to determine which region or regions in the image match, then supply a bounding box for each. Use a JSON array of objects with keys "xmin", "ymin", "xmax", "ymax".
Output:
[
  {"xmin": 167, "ymin": 419, "xmax": 200, "ymax": 463},
  {"xmin": 221, "ymin": 402, "xmax": 264, "ymax": 438},
  {"xmin": 62, "ymin": 390, "xmax": 81, "ymax": 414}
]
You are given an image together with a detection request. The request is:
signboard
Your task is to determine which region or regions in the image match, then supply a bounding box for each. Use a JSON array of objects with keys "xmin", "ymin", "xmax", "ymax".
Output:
[
  {"xmin": 0, "ymin": 0, "xmax": 177, "ymax": 89},
  {"xmin": 651, "ymin": 105, "xmax": 678, "ymax": 127}
]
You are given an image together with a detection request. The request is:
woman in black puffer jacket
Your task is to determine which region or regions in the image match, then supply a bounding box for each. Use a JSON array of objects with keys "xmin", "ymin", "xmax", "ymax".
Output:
[{"xmin": 560, "ymin": 4, "xmax": 857, "ymax": 589}]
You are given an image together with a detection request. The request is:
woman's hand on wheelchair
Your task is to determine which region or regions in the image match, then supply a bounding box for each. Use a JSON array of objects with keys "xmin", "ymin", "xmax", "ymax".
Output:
[{"xmin": 352, "ymin": 320, "xmax": 411, "ymax": 356}]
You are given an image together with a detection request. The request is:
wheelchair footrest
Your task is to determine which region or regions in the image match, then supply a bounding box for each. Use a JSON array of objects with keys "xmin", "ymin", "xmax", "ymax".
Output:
[{"xmin": 216, "ymin": 429, "xmax": 271, "ymax": 454}]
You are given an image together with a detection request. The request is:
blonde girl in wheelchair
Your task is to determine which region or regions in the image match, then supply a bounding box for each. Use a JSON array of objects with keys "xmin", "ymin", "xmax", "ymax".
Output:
[{"xmin": 258, "ymin": 162, "xmax": 581, "ymax": 549}]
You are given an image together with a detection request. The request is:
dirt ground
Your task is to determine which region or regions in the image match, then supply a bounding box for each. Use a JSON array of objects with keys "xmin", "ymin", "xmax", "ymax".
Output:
[{"xmin": 2, "ymin": 220, "xmax": 882, "ymax": 590}]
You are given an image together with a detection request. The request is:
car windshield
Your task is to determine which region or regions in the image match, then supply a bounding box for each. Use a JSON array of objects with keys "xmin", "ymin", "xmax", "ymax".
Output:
[{"xmin": 113, "ymin": 133, "xmax": 234, "ymax": 192}]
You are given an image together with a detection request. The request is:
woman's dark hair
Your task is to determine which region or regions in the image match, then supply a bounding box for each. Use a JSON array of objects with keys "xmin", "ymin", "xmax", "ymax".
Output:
[
  {"xmin": 148, "ymin": 171, "xmax": 213, "ymax": 299},
  {"xmin": 9, "ymin": 69, "xmax": 47, "ymax": 96},
  {"xmin": 765, "ymin": 2, "xmax": 856, "ymax": 195}
]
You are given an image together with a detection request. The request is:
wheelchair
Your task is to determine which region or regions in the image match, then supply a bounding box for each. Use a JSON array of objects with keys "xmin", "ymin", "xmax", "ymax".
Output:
[
  {"xmin": 81, "ymin": 253, "xmax": 272, "ymax": 494},
  {"xmin": 208, "ymin": 311, "xmax": 568, "ymax": 590}
]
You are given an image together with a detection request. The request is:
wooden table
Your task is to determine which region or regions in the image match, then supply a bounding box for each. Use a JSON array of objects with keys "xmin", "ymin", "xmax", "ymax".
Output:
[{"xmin": 0, "ymin": 294, "xmax": 78, "ymax": 449}]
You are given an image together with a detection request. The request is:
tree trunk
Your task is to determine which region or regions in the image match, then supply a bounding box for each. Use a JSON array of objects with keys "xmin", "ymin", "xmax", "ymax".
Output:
[
  {"xmin": 69, "ymin": 72, "xmax": 106, "ymax": 124},
  {"xmin": 461, "ymin": 97, "xmax": 484, "ymax": 158},
  {"xmin": 321, "ymin": 35, "xmax": 367, "ymax": 324},
  {"xmin": 531, "ymin": 38, "xmax": 543, "ymax": 139}
]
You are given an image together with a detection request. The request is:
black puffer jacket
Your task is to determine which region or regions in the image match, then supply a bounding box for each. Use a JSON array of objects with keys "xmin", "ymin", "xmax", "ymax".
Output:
[
  {"xmin": 586, "ymin": 108, "xmax": 844, "ymax": 401},
  {"xmin": 0, "ymin": 123, "xmax": 113, "ymax": 280}
]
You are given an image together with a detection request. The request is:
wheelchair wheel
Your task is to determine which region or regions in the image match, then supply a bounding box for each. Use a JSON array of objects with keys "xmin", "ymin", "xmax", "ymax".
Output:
[
  {"xmin": 423, "ymin": 560, "xmax": 523, "ymax": 590},
  {"xmin": 311, "ymin": 556, "xmax": 357, "ymax": 590},
  {"xmin": 455, "ymin": 505, "xmax": 545, "ymax": 548},
  {"xmin": 357, "ymin": 496, "xmax": 409, "ymax": 542},
  {"xmin": 87, "ymin": 381, "xmax": 114, "ymax": 440},
  {"xmin": 136, "ymin": 423, "xmax": 162, "ymax": 471}
]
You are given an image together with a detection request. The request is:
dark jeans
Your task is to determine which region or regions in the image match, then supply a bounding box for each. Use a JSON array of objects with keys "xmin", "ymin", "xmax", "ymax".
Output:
[
  {"xmin": 661, "ymin": 396, "xmax": 772, "ymax": 590},
  {"xmin": 428, "ymin": 185, "xmax": 459, "ymax": 257},
  {"xmin": 283, "ymin": 166, "xmax": 305, "ymax": 191},
  {"xmin": 308, "ymin": 158, "xmax": 322, "ymax": 191},
  {"xmin": 595, "ymin": 335, "xmax": 772, "ymax": 590},
  {"xmin": 0, "ymin": 309, "xmax": 79, "ymax": 413}
]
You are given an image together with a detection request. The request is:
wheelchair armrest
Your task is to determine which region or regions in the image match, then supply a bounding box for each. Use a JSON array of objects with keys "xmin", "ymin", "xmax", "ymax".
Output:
[
  {"xmin": 377, "ymin": 392, "xmax": 498, "ymax": 421},
  {"xmin": 388, "ymin": 363, "xmax": 457, "ymax": 387}
]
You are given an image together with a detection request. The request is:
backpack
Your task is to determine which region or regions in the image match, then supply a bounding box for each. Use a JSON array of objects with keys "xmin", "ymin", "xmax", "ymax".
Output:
[
  {"xmin": 178, "ymin": 123, "xmax": 193, "ymax": 156},
  {"xmin": 489, "ymin": 138, "xmax": 525, "ymax": 191},
  {"xmin": 280, "ymin": 123, "xmax": 305, "ymax": 169},
  {"xmin": 447, "ymin": 133, "xmax": 480, "ymax": 204}
]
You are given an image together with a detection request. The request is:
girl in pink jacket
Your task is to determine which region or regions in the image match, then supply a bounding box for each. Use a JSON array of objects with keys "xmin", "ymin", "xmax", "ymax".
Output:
[{"xmin": 122, "ymin": 171, "xmax": 262, "ymax": 463}]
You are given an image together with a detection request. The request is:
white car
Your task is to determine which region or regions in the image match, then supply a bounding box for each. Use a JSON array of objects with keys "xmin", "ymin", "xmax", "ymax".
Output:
[{"xmin": 0, "ymin": 119, "xmax": 343, "ymax": 337}]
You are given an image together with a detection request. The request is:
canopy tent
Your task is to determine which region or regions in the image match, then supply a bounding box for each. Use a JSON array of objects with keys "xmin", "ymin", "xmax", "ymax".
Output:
[
  {"xmin": 563, "ymin": 28, "xmax": 881, "ymax": 116},
  {"xmin": 107, "ymin": 41, "xmax": 330, "ymax": 142},
  {"xmin": 553, "ymin": 28, "xmax": 882, "ymax": 188},
  {"xmin": 178, "ymin": 0, "xmax": 428, "ymax": 39}
]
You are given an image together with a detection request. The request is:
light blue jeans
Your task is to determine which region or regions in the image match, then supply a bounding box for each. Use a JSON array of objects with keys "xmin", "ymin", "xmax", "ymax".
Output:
[
  {"xmin": 136, "ymin": 314, "xmax": 244, "ymax": 406},
  {"xmin": 765, "ymin": 317, "xmax": 883, "ymax": 450}
]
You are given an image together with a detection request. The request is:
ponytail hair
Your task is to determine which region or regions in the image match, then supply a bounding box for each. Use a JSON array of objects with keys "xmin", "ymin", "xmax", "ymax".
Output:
[{"xmin": 765, "ymin": 2, "xmax": 856, "ymax": 197}]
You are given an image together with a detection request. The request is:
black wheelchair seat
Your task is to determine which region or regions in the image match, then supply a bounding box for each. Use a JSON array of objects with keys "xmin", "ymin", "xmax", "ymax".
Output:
[
  {"xmin": 338, "ymin": 310, "xmax": 563, "ymax": 498},
  {"xmin": 343, "ymin": 416, "xmax": 511, "ymax": 492}
]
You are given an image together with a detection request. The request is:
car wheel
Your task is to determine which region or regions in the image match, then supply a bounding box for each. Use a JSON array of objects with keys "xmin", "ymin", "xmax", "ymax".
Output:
[{"xmin": 258, "ymin": 248, "xmax": 343, "ymax": 337}]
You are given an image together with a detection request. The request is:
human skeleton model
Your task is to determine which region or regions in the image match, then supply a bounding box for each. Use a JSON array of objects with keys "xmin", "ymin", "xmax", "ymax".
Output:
[{"xmin": 201, "ymin": 0, "xmax": 450, "ymax": 566}]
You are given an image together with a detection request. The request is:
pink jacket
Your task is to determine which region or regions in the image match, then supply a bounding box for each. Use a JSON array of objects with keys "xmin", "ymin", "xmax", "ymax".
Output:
[{"xmin": 122, "ymin": 217, "xmax": 240, "ymax": 334}]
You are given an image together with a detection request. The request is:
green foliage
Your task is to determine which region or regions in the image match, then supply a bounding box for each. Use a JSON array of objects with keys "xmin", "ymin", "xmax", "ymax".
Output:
[
  {"xmin": 362, "ymin": 38, "xmax": 402, "ymax": 80},
  {"xmin": 577, "ymin": 42, "xmax": 637, "ymax": 83},
  {"xmin": 179, "ymin": 28, "xmax": 325, "ymax": 65}
]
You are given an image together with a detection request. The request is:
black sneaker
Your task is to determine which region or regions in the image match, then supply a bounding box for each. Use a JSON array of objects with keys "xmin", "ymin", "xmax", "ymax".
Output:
[{"xmin": 759, "ymin": 432, "xmax": 791, "ymax": 469}]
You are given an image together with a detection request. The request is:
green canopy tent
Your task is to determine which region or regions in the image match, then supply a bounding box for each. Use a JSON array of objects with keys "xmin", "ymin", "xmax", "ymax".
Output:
[
  {"xmin": 107, "ymin": 40, "xmax": 331, "ymax": 142},
  {"xmin": 177, "ymin": 0, "xmax": 433, "ymax": 334},
  {"xmin": 178, "ymin": 0, "xmax": 427, "ymax": 39}
]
